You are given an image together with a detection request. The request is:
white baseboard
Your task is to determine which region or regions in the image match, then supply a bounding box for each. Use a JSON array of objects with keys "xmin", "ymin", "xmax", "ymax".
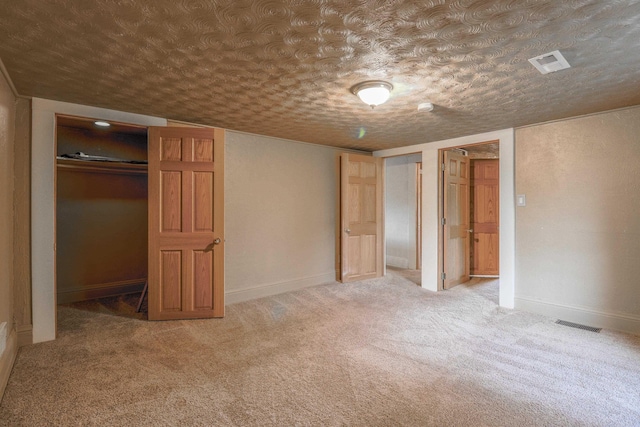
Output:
[
  {"xmin": 0, "ymin": 328, "xmax": 18, "ymax": 402},
  {"xmin": 226, "ymin": 272, "xmax": 336, "ymax": 305},
  {"xmin": 515, "ymin": 296, "xmax": 640, "ymax": 335},
  {"xmin": 386, "ymin": 256, "xmax": 409, "ymax": 269}
]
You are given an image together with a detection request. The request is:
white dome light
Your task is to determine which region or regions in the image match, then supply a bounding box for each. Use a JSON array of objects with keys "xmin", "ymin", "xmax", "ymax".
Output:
[{"xmin": 351, "ymin": 81, "xmax": 393, "ymax": 108}]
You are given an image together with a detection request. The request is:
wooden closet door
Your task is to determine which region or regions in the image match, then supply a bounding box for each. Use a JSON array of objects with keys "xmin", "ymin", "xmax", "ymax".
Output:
[
  {"xmin": 443, "ymin": 150, "xmax": 470, "ymax": 289},
  {"xmin": 471, "ymin": 159, "xmax": 499, "ymax": 276},
  {"xmin": 148, "ymin": 127, "xmax": 224, "ymax": 320},
  {"xmin": 340, "ymin": 153, "xmax": 383, "ymax": 282}
]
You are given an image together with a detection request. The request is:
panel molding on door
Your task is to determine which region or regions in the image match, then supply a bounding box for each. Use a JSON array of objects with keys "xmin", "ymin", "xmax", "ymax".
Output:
[
  {"xmin": 471, "ymin": 159, "xmax": 499, "ymax": 276},
  {"xmin": 340, "ymin": 153, "xmax": 383, "ymax": 282},
  {"xmin": 443, "ymin": 150, "xmax": 470, "ymax": 289},
  {"xmin": 148, "ymin": 127, "xmax": 224, "ymax": 320}
]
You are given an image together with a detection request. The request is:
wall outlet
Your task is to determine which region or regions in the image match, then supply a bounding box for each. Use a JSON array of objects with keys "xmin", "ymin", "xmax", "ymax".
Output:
[{"xmin": 0, "ymin": 322, "xmax": 6, "ymax": 356}]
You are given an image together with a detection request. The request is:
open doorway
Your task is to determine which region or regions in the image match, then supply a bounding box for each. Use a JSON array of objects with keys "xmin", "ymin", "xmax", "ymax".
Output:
[
  {"xmin": 439, "ymin": 141, "xmax": 499, "ymax": 290},
  {"xmin": 384, "ymin": 153, "xmax": 422, "ymax": 286},
  {"xmin": 55, "ymin": 114, "xmax": 149, "ymax": 317}
]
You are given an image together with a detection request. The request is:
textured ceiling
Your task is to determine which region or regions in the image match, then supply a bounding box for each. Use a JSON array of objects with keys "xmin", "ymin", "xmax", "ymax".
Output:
[{"xmin": 1, "ymin": 0, "xmax": 640, "ymax": 151}]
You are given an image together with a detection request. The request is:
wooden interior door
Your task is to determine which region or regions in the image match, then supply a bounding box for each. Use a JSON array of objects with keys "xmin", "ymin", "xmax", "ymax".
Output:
[
  {"xmin": 471, "ymin": 159, "xmax": 499, "ymax": 276},
  {"xmin": 340, "ymin": 153, "xmax": 383, "ymax": 282},
  {"xmin": 443, "ymin": 150, "xmax": 470, "ymax": 289},
  {"xmin": 148, "ymin": 127, "xmax": 224, "ymax": 320}
]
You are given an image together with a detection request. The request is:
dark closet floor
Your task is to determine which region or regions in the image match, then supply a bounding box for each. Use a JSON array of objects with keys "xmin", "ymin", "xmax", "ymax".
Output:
[{"xmin": 60, "ymin": 292, "xmax": 147, "ymax": 320}]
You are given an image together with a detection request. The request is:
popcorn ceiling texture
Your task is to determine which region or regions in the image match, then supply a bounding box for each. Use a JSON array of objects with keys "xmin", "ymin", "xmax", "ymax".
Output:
[{"xmin": 1, "ymin": 0, "xmax": 640, "ymax": 151}]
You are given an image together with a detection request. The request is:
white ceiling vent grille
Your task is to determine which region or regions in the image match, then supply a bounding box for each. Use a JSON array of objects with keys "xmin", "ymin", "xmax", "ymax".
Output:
[{"xmin": 528, "ymin": 50, "xmax": 571, "ymax": 74}]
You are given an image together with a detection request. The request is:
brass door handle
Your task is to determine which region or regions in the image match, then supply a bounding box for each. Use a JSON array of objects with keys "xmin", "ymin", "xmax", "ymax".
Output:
[{"xmin": 213, "ymin": 238, "xmax": 221, "ymax": 245}]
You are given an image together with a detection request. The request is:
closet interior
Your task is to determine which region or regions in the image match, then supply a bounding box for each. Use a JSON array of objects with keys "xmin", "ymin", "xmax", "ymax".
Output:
[{"xmin": 56, "ymin": 115, "xmax": 148, "ymax": 304}]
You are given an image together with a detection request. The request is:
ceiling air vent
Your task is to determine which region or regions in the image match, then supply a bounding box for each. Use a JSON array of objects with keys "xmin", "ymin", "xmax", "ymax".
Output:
[{"xmin": 528, "ymin": 50, "xmax": 571, "ymax": 74}]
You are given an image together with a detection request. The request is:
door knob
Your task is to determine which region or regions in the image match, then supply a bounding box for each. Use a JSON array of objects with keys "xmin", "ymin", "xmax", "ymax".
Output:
[
  {"xmin": 213, "ymin": 238, "xmax": 221, "ymax": 245},
  {"xmin": 345, "ymin": 229, "xmax": 351, "ymax": 234}
]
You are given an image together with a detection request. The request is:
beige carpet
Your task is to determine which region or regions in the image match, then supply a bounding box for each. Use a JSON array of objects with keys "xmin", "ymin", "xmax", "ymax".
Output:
[{"xmin": 2, "ymin": 272, "xmax": 639, "ymax": 426}]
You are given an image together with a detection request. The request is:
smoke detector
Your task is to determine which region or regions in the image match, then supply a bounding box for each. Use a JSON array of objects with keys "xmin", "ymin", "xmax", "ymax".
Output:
[
  {"xmin": 417, "ymin": 102, "xmax": 434, "ymax": 112},
  {"xmin": 528, "ymin": 50, "xmax": 571, "ymax": 75}
]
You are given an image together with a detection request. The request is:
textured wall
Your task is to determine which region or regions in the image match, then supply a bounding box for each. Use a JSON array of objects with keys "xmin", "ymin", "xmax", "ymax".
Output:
[
  {"xmin": 0, "ymin": 69, "xmax": 16, "ymax": 395},
  {"xmin": 515, "ymin": 106, "xmax": 640, "ymax": 332},
  {"xmin": 0, "ymin": 74, "xmax": 15, "ymax": 338},
  {"xmin": 13, "ymin": 98, "xmax": 31, "ymax": 345},
  {"xmin": 385, "ymin": 154, "xmax": 421, "ymax": 269},
  {"xmin": 224, "ymin": 131, "xmax": 338, "ymax": 302}
]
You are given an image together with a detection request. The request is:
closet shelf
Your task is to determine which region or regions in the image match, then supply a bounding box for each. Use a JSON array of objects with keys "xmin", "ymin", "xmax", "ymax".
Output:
[{"xmin": 57, "ymin": 158, "xmax": 147, "ymax": 175}]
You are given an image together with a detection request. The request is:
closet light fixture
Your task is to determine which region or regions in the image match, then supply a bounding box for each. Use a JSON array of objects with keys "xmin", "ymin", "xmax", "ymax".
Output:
[
  {"xmin": 351, "ymin": 81, "xmax": 393, "ymax": 108},
  {"xmin": 94, "ymin": 121, "xmax": 111, "ymax": 127}
]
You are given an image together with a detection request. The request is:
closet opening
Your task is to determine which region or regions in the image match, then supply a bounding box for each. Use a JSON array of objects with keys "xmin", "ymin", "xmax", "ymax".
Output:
[
  {"xmin": 55, "ymin": 115, "xmax": 149, "ymax": 312},
  {"xmin": 384, "ymin": 153, "xmax": 423, "ymax": 286}
]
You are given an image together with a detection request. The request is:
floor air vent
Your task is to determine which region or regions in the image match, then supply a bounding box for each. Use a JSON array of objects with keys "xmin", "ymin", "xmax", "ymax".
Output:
[{"xmin": 555, "ymin": 320, "xmax": 601, "ymax": 333}]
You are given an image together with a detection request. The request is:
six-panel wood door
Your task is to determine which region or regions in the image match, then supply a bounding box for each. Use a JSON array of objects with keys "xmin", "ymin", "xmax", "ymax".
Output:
[
  {"xmin": 148, "ymin": 127, "xmax": 224, "ymax": 320},
  {"xmin": 471, "ymin": 159, "xmax": 499, "ymax": 276},
  {"xmin": 443, "ymin": 150, "xmax": 470, "ymax": 289},
  {"xmin": 340, "ymin": 153, "xmax": 383, "ymax": 282}
]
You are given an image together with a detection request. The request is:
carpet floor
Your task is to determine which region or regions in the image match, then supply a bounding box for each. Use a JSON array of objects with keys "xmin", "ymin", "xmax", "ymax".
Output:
[{"xmin": 1, "ymin": 271, "xmax": 639, "ymax": 426}]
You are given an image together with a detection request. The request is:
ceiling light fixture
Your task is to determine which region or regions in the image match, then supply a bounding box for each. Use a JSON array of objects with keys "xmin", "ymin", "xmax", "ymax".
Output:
[
  {"xmin": 94, "ymin": 121, "xmax": 111, "ymax": 127},
  {"xmin": 351, "ymin": 81, "xmax": 393, "ymax": 108}
]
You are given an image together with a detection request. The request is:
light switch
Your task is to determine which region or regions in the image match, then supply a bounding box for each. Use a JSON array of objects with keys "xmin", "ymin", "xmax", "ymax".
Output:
[{"xmin": 517, "ymin": 194, "xmax": 526, "ymax": 207}]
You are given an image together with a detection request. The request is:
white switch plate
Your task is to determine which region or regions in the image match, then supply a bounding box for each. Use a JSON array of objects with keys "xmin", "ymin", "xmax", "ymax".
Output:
[{"xmin": 517, "ymin": 194, "xmax": 526, "ymax": 207}]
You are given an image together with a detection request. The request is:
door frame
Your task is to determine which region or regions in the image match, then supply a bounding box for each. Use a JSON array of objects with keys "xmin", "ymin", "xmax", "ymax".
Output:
[
  {"xmin": 416, "ymin": 161, "xmax": 422, "ymax": 270},
  {"xmin": 438, "ymin": 142, "xmax": 496, "ymax": 290},
  {"xmin": 373, "ymin": 128, "xmax": 515, "ymax": 309},
  {"xmin": 31, "ymin": 98, "xmax": 166, "ymax": 343},
  {"xmin": 54, "ymin": 114, "xmax": 149, "ymax": 306},
  {"xmin": 381, "ymin": 153, "xmax": 422, "ymax": 272}
]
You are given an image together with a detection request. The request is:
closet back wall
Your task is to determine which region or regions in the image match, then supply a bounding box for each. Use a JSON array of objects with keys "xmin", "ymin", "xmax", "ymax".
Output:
[{"xmin": 56, "ymin": 124, "xmax": 148, "ymax": 303}]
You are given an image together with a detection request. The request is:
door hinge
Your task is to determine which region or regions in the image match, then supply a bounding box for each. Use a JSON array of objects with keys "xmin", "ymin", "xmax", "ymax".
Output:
[
  {"xmin": 441, "ymin": 217, "xmax": 446, "ymax": 225},
  {"xmin": 441, "ymin": 272, "xmax": 446, "ymax": 280},
  {"xmin": 441, "ymin": 162, "xmax": 445, "ymax": 172}
]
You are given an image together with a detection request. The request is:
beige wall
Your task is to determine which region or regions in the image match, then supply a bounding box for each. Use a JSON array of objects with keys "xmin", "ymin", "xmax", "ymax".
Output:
[
  {"xmin": 224, "ymin": 131, "xmax": 339, "ymax": 303},
  {"xmin": 0, "ymin": 68, "xmax": 16, "ymax": 398},
  {"xmin": 515, "ymin": 106, "xmax": 640, "ymax": 333}
]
